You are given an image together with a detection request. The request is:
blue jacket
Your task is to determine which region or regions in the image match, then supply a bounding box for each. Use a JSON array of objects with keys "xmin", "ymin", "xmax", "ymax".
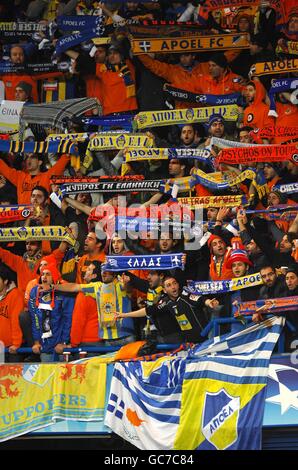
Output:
[{"xmin": 29, "ymin": 285, "xmax": 75, "ymax": 353}]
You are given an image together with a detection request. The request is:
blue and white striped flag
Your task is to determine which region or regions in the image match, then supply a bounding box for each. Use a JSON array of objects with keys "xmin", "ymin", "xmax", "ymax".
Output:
[{"xmin": 105, "ymin": 317, "xmax": 284, "ymax": 450}]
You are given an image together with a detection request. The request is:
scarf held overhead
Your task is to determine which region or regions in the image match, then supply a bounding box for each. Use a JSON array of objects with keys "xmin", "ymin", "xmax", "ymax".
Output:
[
  {"xmin": 234, "ymin": 296, "xmax": 298, "ymax": 317},
  {"xmin": 0, "ymin": 205, "xmax": 33, "ymax": 224},
  {"xmin": 268, "ymin": 78, "xmax": 298, "ymax": 117},
  {"xmin": 218, "ymin": 144, "xmax": 298, "ymax": 164},
  {"xmin": 125, "ymin": 147, "xmax": 211, "ymax": 162},
  {"xmin": 131, "ymin": 34, "xmax": 249, "ymax": 54},
  {"xmin": 178, "ymin": 195, "xmax": 248, "ymax": 208},
  {"xmin": 0, "ymin": 226, "xmax": 76, "ymax": 246},
  {"xmin": 251, "ymin": 59, "xmax": 298, "ymax": 76},
  {"xmin": 187, "ymin": 272, "xmax": 262, "ymax": 295},
  {"xmin": 88, "ymin": 133, "xmax": 153, "ymax": 151},
  {"xmin": 106, "ymin": 253, "xmax": 185, "ymax": 271},
  {"xmin": 61, "ymin": 180, "xmax": 164, "ymax": 195},
  {"xmin": 133, "ymin": 105, "xmax": 239, "ymax": 130},
  {"xmin": 164, "ymin": 84, "xmax": 242, "ymax": 106},
  {"xmin": 0, "ymin": 139, "xmax": 77, "ymax": 155}
]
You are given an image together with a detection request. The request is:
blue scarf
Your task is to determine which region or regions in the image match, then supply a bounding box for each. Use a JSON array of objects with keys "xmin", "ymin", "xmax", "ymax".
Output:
[
  {"xmin": 57, "ymin": 15, "xmax": 104, "ymax": 31},
  {"xmin": 79, "ymin": 115, "xmax": 134, "ymax": 131},
  {"xmin": 55, "ymin": 15, "xmax": 105, "ymax": 56},
  {"xmin": 164, "ymin": 84, "xmax": 243, "ymax": 106},
  {"xmin": 187, "ymin": 272, "xmax": 262, "ymax": 295},
  {"xmin": 272, "ymin": 182, "xmax": 298, "ymax": 194},
  {"xmin": 105, "ymin": 253, "xmax": 185, "ymax": 271},
  {"xmin": 268, "ymin": 78, "xmax": 298, "ymax": 117}
]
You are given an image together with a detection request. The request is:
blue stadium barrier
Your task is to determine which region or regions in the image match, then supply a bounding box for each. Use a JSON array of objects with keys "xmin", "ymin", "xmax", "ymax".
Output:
[{"xmin": 3, "ymin": 315, "xmax": 295, "ymax": 360}]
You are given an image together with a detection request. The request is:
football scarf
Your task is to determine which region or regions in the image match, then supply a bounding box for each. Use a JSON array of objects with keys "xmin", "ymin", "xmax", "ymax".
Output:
[
  {"xmin": 234, "ymin": 296, "xmax": 298, "ymax": 317},
  {"xmin": 56, "ymin": 15, "xmax": 104, "ymax": 31},
  {"xmin": 133, "ymin": 105, "xmax": 239, "ymax": 130},
  {"xmin": 0, "ymin": 139, "xmax": 77, "ymax": 155},
  {"xmin": 268, "ymin": 78, "xmax": 298, "ymax": 117},
  {"xmin": 187, "ymin": 272, "xmax": 262, "ymax": 296},
  {"xmin": 55, "ymin": 15, "xmax": 105, "ymax": 55},
  {"xmin": 0, "ymin": 62, "xmax": 68, "ymax": 74},
  {"xmin": 250, "ymin": 126, "xmax": 298, "ymax": 141},
  {"xmin": 125, "ymin": 147, "xmax": 212, "ymax": 163},
  {"xmin": 0, "ymin": 205, "xmax": 33, "ymax": 224},
  {"xmin": 78, "ymin": 114, "xmax": 134, "ymax": 130},
  {"xmin": 163, "ymin": 84, "xmax": 242, "ymax": 106},
  {"xmin": 131, "ymin": 34, "xmax": 249, "ymax": 55},
  {"xmin": 60, "ymin": 180, "xmax": 164, "ymax": 195},
  {"xmin": 51, "ymin": 175, "xmax": 144, "ymax": 184},
  {"xmin": 209, "ymin": 137, "xmax": 266, "ymax": 149},
  {"xmin": 0, "ymin": 21, "xmax": 47, "ymax": 38},
  {"xmin": 276, "ymin": 41, "xmax": 298, "ymax": 56},
  {"xmin": 177, "ymin": 195, "xmax": 249, "ymax": 208},
  {"xmin": 191, "ymin": 168, "xmax": 257, "ymax": 190},
  {"xmin": 251, "ymin": 59, "xmax": 298, "ymax": 76},
  {"xmin": 88, "ymin": 133, "xmax": 154, "ymax": 150},
  {"xmin": 272, "ymin": 182, "xmax": 298, "ymax": 194},
  {"xmin": 217, "ymin": 144, "xmax": 298, "ymax": 165},
  {"xmin": 106, "ymin": 253, "xmax": 185, "ymax": 271},
  {"xmin": 0, "ymin": 226, "xmax": 76, "ymax": 246}
]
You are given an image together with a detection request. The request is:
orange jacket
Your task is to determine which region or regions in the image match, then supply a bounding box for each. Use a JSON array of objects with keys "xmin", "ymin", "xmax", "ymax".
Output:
[
  {"xmin": 0, "ymin": 246, "xmax": 64, "ymax": 294},
  {"xmin": 139, "ymin": 55, "xmax": 209, "ymax": 108},
  {"xmin": 2, "ymin": 71, "xmax": 63, "ymax": 102},
  {"xmin": 191, "ymin": 69, "xmax": 245, "ymax": 95},
  {"xmin": 243, "ymin": 81, "xmax": 275, "ymax": 130},
  {"xmin": 0, "ymin": 286, "xmax": 24, "ymax": 347},
  {"xmin": 209, "ymin": 248, "xmax": 233, "ymax": 281},
  {"xmin": 76, "ymin": 251, "xmax": 106, "ymax": 284},
  {"xmin": 70, "ymin": 292, "xmax": 101, "ymax": 346},
  {"xmin": 274, "ymin": 102, "xmax": 298, "ymax": 144},
  {"xmin": 95, "ymin": 60, "xmax": 137, "ymax": 115},
  {"xmin": 0, "ymin": 154, "xmax": 69, "ymax": 204}
]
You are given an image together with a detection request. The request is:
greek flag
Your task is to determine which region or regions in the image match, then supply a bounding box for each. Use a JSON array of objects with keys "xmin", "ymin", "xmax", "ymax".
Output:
[{"xmin": 105, "ymin": 317, "xmax": 284, "ymax": 450}]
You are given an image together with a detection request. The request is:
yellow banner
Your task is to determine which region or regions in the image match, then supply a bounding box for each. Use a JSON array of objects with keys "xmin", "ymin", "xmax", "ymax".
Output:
[
  {"xmin": 177, "ymin": 194, "xmax": 248, "ymax": 208},
  {"xmin": 276, "ymin": 41, "xmax": 298, "ymax": 56},
  {"xmin": 92, "ymin": 37, "xmax": 112, "ymax": 45},
  {"xmin": 132, "ymin": 34, "xmax": 249, "ymax": 55},
  {"xmin": 88, "ymin": 133, "xmax": 154, "ymax": 150},
  {"xmin": 252, "ymin": 59, "xmax": 298, "ymax": 76},
  {"xmin": 0, "ymin": 226, "xmax": 76, "ymax": 246},
  {"xmin": 125, "ymin": 148, "xmax": 169, "ymax": 161},
  {"xmin": 0, "ymin": 359, "xmax": 107, "ymax": 442},
  {"xmin": 134, "ymin": 105, "xmax": 239, "ymax": 130}
]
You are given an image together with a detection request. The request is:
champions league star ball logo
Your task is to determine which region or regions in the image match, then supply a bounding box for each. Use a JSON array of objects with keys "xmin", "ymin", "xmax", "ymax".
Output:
[{"xmin": 201, "ymin": 388, "xmax": 240, "ymax": 450}]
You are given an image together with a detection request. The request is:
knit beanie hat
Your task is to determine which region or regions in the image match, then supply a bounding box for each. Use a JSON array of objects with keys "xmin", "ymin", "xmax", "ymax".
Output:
[
  {"xmin": 268, "ymin": 190, "xmax": 287, "ymax": 205},
  {"xmin": 207, "ymin": 234, "xmax": 226, "ymax": 250},
  {"xmin": 207, "ymin": 113, "xmax": 225, "ymax": 129},
  {"xmin": 226, "ymin": 249, "xmax": 253, "ymax": 268},
  {"xmin": 39, "ymin": 263, "xmax": 61, "ymax": 284},
  {"xmin": 16, "ymin": 81, "xmax": 32, "ymax": 97},
  {"xmin": 210, "ymin": 53, "xmax": 228, "ymax": 69}
]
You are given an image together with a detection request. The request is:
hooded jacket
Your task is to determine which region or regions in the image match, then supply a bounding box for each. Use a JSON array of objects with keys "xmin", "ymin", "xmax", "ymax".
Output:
[{"xmin": 243, "ymin": 80, "xmax": 275, "ymax": 129}]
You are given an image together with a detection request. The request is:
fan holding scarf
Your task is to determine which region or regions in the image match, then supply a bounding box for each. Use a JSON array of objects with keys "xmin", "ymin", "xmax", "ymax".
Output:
[{"xmin": 95, "ymin": 43, "xmax": 137, "ymax": 115}]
